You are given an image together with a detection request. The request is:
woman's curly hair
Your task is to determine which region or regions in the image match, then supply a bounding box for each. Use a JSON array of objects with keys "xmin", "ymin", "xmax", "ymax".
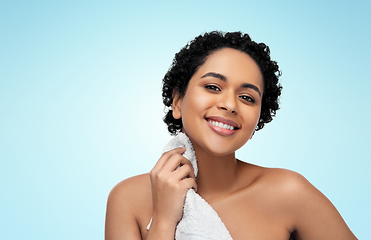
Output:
[{"xmin": 162, "ymin": 31, "xmax": 282, "ymax": 135}]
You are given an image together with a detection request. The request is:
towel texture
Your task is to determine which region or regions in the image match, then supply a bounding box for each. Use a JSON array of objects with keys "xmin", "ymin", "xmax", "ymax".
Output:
[{"xmin": 147, "ymin": 133, "xmax": 233, "ymax": 240}]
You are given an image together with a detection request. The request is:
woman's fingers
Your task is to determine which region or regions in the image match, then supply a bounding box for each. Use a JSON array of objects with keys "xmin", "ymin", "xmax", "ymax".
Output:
[
  {"xmin": 171, "ymin": 163, "xmax": 196, "ymax": 182},
  {"xmin": 181, "ymin": 177, "xmax": 198, "ymax": 192},
  {"xmin": 151, "ymin": 147, "xmax": 196, "ymax": 182},
  {"xmin": 163, "ymin": 152, "xmax": 195, "ymax": 174},
  {"xmin": 151, "ymin": 147, "xmax": 185, "ymax": 174},
  {"xmin": 150, "ymin": 146, "xmax": 197, "ymax": 192}
]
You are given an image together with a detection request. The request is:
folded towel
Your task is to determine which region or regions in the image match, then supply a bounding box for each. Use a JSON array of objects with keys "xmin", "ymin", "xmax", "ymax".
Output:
[{"xmin": 147, "ymin": 133, "xmax": 233, "ymax": 240}]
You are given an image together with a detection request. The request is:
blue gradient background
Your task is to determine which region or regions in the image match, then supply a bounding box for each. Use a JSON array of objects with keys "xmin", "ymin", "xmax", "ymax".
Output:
[{"xmin": 1, "ymin": 0, "xmax": 370, "ymax": 239}]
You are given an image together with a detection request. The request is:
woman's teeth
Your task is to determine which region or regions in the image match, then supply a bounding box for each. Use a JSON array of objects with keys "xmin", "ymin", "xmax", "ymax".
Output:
[{"xmin": 208, "ymin": 120, "xmax": 235, "ymax": 130}]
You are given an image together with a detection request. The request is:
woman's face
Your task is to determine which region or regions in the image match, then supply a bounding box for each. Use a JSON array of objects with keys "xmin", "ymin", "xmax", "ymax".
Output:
[{"xmin": 172, "ymin": 48, "xmax": 264, "ymax": 157}]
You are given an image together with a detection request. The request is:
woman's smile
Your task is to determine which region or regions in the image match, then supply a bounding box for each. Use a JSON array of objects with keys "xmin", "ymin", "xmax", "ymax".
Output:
[{"xmin": 205, "ymin": 116, "xmax": 239, "ymax": 136}]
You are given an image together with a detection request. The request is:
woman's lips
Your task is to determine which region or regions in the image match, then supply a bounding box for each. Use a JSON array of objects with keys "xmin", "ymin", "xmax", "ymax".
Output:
[
  {"xmin": 206, "ymin": 116, "xmax": 239, "ymax": 129},
  {"xmin": 205, "ymin": 116, "xmax": 239, "ymax": 136}
]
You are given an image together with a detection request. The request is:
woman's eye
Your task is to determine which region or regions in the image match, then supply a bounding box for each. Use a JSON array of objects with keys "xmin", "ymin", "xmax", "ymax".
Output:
[
  {"xmin": 239, "ymin": 95, "xmax": 255, "ymax": 103},
  {"xmin": 205, "ymin": 85, "xmax": 221, "ymax": 92}
]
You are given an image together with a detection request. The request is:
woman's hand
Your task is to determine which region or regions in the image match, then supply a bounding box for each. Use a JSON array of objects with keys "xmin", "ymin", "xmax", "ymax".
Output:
[{"xmin": 149, "ymin": 147, "xmax": 197, "ymax": 230}]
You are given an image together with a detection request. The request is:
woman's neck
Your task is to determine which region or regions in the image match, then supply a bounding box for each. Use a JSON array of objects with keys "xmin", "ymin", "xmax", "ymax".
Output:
[{"xmin": 193, "ymin": 144, "xmax": 240, "ymax": 201}]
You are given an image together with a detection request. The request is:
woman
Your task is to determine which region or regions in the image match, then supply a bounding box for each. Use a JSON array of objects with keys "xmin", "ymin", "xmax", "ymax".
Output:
[{"xmin": 105, "ymin": 31, "xmax": 357, "ymax": 240}]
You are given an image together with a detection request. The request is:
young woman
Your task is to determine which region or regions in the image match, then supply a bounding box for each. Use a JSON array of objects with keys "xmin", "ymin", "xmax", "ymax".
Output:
[{"xmin": 105, "ymin": 31, "xmax": 357, "ymax": 240}]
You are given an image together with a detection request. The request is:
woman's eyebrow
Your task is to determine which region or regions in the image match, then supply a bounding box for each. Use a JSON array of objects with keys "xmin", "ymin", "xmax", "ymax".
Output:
[
  {"xmin": 201, "ymin": 72, "xmax": 261, "ymax": 97},
  {"xmin": 241, "ymin": 83, "xmax": 261, "ymax": 97},
  {"xmin": 201, "ymin": 72, "xmax": 227, "ymax": 81}
]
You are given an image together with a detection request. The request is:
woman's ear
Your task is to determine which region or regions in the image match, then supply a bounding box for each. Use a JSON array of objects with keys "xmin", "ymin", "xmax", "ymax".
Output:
[{"xmin": 172, "ymin": 88, "xmax": 182, "ymax": 119}]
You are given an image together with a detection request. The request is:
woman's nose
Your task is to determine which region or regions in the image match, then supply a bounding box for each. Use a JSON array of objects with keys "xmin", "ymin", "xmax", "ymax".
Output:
[{"xmin": 217, "ymin": 91, "xmax": 237, "ymax": 114}]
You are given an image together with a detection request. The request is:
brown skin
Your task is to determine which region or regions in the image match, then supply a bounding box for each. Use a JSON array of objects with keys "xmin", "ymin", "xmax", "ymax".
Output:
[
  {"xmin": 105, "ymin": 164, "xmax": 356, "ymax": 240},
  {"xmin": 105, "ymin": 49, "xmax": 357, "ymax": 240}
]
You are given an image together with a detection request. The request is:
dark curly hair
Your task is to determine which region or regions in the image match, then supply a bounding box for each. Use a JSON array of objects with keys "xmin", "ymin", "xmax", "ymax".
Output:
[{"xmin": 162, "ymin": 31, "xmax": 282, "ymax": 135}]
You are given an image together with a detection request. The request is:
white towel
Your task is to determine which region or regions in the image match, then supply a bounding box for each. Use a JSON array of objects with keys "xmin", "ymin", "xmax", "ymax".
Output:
[{"xmin": 147, "ymin": 133, "xmax": 233, "ymax": 240}]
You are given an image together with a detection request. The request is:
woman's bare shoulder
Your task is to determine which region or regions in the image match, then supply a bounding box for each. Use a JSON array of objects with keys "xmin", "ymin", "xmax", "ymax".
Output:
[
  {"xmin": 249, "ymin": 166, "xmax": 357, "ymax": 239},
  {"xmin": 260, "ymin": 167, "xmax": 312, "ymax": 192},
  {"xmin": 251, "ymin": 167, "xmax": 331, "ymax": 210},
  {"xmin": 239, "ymin": 162, "xmax": 309, "ymax": 192},
  {"xmin": 110, "ymin": 173, "xmax": 151, "ymax": 195},
  {"xmin": 240, "ymin": 163, "xmax": 308, "ymax": 189},
  {"xmin": 107, "ymin": 174, "xmax": 151, "ymax": 205},
  {"xmin": 105, "ymin": 174, "xmax": 152, "ymax": 240}
]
